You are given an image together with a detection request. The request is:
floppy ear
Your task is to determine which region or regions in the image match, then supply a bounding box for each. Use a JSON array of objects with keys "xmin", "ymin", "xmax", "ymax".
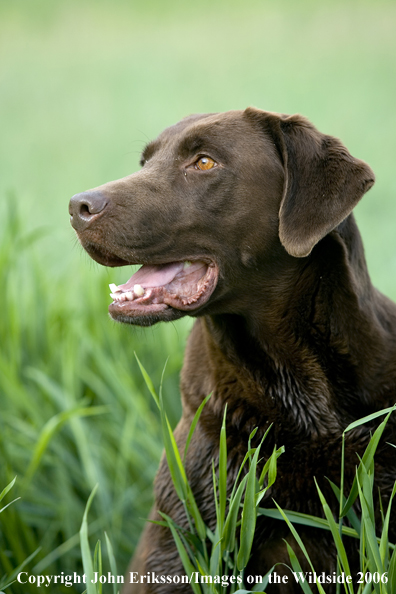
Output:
[{"xmin": 245, "ymin": 107, "xmax": 375, "ymax": 257}]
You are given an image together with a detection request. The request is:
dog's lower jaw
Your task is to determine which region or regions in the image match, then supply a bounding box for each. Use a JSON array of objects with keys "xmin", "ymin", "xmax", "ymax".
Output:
[{"xmin": 109, "ymin": 307, "xmax": 184, "ymax": 327}]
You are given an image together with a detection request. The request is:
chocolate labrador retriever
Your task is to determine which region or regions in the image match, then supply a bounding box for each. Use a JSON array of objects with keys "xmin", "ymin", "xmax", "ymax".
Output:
[{"xmin": 69, "ymin": 108, "xmax": 396, "ymax": 593}]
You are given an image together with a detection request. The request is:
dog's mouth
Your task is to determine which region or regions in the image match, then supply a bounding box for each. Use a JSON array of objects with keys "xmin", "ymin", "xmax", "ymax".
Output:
[{"xmin": 108, "ymin": 259, "xmax": 218, "ymax": 323}]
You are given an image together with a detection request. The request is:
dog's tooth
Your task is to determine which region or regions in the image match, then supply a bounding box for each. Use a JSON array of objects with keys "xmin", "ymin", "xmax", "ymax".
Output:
[
  {"xmin": 183, "ymin": 261, "xmax": 192, "ymax": 269},
  {"xmin": 134, "ymin": 284, "xmax": 145, "ymax": 296},
  {"xmin": 109, "ymin": 283, "xmax": 120, "ymax": 293},
  {"xmin": 126, "ymin": 291, "xmax": 133, "ymax": 300}
]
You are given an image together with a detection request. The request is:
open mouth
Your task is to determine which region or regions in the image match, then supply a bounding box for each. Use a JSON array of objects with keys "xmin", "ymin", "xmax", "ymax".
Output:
[{"xmin": 108, "ymin": 259, "xmax": 218, "ymax": 323}]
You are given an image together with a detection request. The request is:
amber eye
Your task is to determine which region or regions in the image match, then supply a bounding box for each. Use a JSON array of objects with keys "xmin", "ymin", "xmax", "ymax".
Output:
[{"xmin": 195, "ymin": 156, "xmax": 216, "ymax": 171}]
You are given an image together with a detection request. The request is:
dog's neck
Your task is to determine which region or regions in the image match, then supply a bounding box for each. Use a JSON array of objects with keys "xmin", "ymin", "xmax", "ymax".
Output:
[{"xmin": 202, "ymin": 215, "xmax": 396, "ymax": 435}]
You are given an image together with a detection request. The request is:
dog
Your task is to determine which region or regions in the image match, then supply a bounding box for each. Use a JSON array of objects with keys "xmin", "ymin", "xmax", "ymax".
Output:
[{"xmin": 69, "ymin": 108, "xmax": 396, "ymax": 593}]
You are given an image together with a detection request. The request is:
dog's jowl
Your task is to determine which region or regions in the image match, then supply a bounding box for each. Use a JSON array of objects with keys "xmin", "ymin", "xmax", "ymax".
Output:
[{"xmin": 69, "ymin": 109, "xmax": 396, "ymax": 593}]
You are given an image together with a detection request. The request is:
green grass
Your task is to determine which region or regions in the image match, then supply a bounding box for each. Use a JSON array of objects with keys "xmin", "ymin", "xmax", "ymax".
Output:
[
  {"xmin": 74, "ymin": 395, "xmax": 396, "ymax": 594},
  {"xmin": 116, "ymin": 368, "xmax": 395, "ymax": 594},
  {"xmin": 261, "ymin": 407, "xmax": 396, "ymax": 594},
  {"xmin": 1, "ymin": 0, "xmax": 396, "ymax": 590},
  {"xmin": 78, "ymin": 368, "xmax": 284, "ymax": 594},
  {"xmin": 0, "ymin": 204, "xmax": 190, "ymax": 591}
]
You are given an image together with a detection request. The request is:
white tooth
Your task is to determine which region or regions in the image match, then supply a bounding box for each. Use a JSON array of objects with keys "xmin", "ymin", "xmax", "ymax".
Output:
[
  {"xmin": 109, "ymin": 283, "xmax": 121, "ymax": 293},
  {"xmin": 126, "ymin": 291, "xmax": 133, "ymax": 300},
  {"xmin": 134, "ymin": 284, "xmax": 145, "ymax": 296},
  {"xmin": 110, "ymin": 293, "xmax": 117, "ymax": 299},
  {"xmin": 184, "ymin": 261, "xmax": 192, "ymax": 269}
]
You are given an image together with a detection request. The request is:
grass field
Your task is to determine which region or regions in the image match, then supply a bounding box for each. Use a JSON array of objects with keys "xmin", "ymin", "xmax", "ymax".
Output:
[{"xmin": 1, "ymin": 0, "xmax": 396, "ymax": 591}]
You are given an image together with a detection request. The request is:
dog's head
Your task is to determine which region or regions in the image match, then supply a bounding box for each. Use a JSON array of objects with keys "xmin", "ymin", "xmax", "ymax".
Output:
[{"xmin": 69, "ymin": 108, "xmax": 374, "ymax": 326}]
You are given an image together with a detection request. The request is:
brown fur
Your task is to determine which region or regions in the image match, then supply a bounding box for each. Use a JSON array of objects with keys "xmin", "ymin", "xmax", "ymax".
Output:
[{"xmin": 69, "ymin": 108, "xmax": 396, "ymax": 593}]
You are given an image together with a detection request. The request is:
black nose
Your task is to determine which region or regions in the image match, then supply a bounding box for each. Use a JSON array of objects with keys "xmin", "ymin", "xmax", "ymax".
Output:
[{"xmin": 69, "ymin": 191, "xmax": 108, "ymax": 231}]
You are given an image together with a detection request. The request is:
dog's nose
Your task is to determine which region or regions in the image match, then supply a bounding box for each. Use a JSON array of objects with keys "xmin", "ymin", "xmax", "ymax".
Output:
[{"xmin": 69, "ymin": 191, "xmax": 108, "ymax": 231}]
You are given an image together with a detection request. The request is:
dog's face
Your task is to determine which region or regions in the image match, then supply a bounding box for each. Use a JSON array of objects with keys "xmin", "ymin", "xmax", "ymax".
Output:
[
  {"xmin": 69, "ymin": 108, "xmax": 374, "ymax": 326},
  {"xmin": 69, "ymin": 110, "xmax": 285, "ymax": 325}
]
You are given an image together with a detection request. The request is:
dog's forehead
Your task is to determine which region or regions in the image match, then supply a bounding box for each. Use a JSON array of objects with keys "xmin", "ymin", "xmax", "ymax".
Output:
[
  {"xmin": 145, "ymin": 110, "xmax": 253, "ymax": 158},
  {"xmin": 161, "ymin": 112, "xmax": 220, "ymax": 137},
  {"xmin": 164, "ymin": 110, "xmax": 248, "ymax": 142}
]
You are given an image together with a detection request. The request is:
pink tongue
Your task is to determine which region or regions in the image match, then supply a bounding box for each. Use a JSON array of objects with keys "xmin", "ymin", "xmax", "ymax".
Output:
[{"xmin": 118, "ymin": 262, "xmax": 185, "ymax": 291}]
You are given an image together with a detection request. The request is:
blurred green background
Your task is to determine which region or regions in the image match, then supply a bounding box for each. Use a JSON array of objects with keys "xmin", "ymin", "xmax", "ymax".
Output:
[{"xmin": 1, "ymin": 0, "xmax": 396, "ymax": 591}]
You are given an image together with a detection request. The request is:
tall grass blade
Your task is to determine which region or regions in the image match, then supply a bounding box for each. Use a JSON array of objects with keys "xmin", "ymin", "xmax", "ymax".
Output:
[
  {"xmin": 314, "ymin": 481, "xmax": 354, "ymax": 594},
  {"xmin": 229, "ymin": 448, "xmax": 256, "ymax": 503},
  {"xmin": 135, "ymin": 353, "xmax": 160, "ymax": 409},
  {"xmin": 0, "ymin": 498, "xmax": 21, "ymax": 515},
  {"xmin": 237, "ymin": 441, "xmax": 261, "ymax": 571},
  {"xmin": 93, "ymin": 540, "xmax": 103, "ymax": 594},
  {"xmin": 250, "ymin": 565, "xmax": 276, "ymax": 592},
  {"xmin": 105, "ymin": 532, "xmax": 120, "ymax": 594},
  {"xmin": 0, "ymin": 548, "xmax": 41, "ymax": 591},
  {"xmin": 0, "ymin": 477, "xmax": 17, "ymax": 503},
  {"xmin": 356, "ymin": 475, "xmax": 385, "ymax": 578},
  {"xmin": 273, "ymin": 501, "xmax": 326, "ymax": 594},
  {"xmin": 79, "ymin": 484, "xmax": 99, "ymax": 594},
  {"xmin": 210, "ymin": 460, "xmax": 221, "ymax": 577},
  {"xmin": 256, "ymin": 446, "xmax": 284, "ymax": 506},
  {"xmin": 284, "ymin": 541, "xmax": 315, "ymax": 594},
  {"xmin": 259, "ymin": 444, "xmax": 284, "ymax": 489},
  {"xmin": 159, "ymin": 512, "xmax": 202, "ymax": 594},
  {"xmin": 137, "ymin": 355, "xmax": 207, "ymax": 541},
  {"xmin": 341, "ymin": 409, "xmax": 394, "ymax": 517},
  {"xmin": 379, "ymin": 481, "xmax": 396, "ymax": 567},
  {"xmin": 258, "ymin": 507, "xmax": 359, "ymax": 539},
  {"xmin": 158, "ymin": 356, "xmax": 169, "ymax": 404},
  {"xmin": 328, "ymin": 480, "xmax": 362, "ymax": 536},
  {"xmin": 161, "ymin": 412, "xmax": 188, "ymax": 502},
  {"xmin": 25, "ymin": 405, "xmax": 108, "ymax": 482},
  {"xmin": 164, "ymin": 406, "xmax": 206, "ymax": 540},
  {"xmin": 343, "ymin": 406, "xmax": 396, "ymax": 434},
  {"xmin": 184, "ymin": 393, "xmax": 212, "ymax": 461},
  {"xmin": 222, "ymin": 474, "xmax": 248, "ymax": 554},
  {"xmin": 218, "ymin": 405, "xmax": 228, "ymax": 534},
  {"xmin": 388, "ymin": 547, "xmax": 396, "ymax": 593}
]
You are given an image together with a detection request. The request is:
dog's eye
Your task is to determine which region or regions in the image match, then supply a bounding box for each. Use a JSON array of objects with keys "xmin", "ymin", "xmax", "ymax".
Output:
[{"xmin": 195, "ymin": 156, "xmax": 216, "ymax": 171}]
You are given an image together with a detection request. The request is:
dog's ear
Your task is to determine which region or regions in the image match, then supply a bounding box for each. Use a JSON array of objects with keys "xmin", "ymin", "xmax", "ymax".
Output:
[{"xmin": 244, "ymin": 107, "xmax": 375, "ymax": 257}]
